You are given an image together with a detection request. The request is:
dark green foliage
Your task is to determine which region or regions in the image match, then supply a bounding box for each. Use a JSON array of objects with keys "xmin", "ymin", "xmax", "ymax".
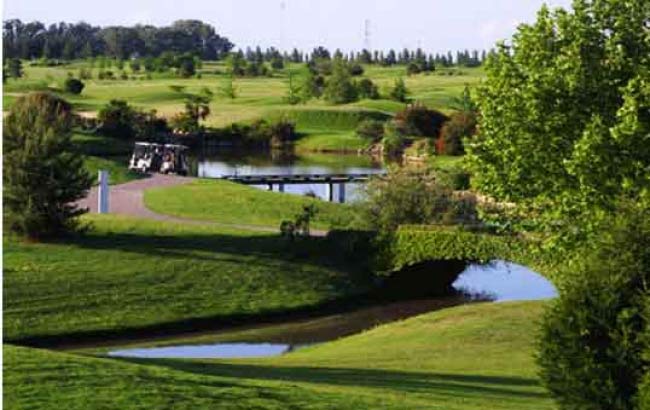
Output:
[
  {"xmin": 389, "ymin": 78, "xmax": 409, "ymax": 102},
  {"xmin": 3, "ymin": 93, "xmax": 93, "ymax": 238},
  {"xmin": 324, "ymin": 58, "xmax": 358, "ymax": 104},
  {"xmin": 394, "ymin": 103, "xmax": 448, "ymax": 138},
  {"xmin": 356, "ymin": 119, "xmax": 385, "ymax": 142},
  {"xmin": 356, "ymin": 78, "xmax": 380, "ymax": 99},
  {"xmin": 538, "ymin": 205, "xmax": 650, "ymax": 410},
  {"xmin": 349, "ymin": 63, "xmax": 364, "ymax": 76},
  {"xmin": 97, "ymin": 100, "xmax": 136, "ymax": 138},
  {"xmin": 438, "ymin": 111, "xmax": 477, "ymax": 155},
  {"xmin": 280, "ymin": 204, "xmax": 318, "ymax": 240},
  {"xmin": 358, "ymin": 167, "xmax": 478, "ymax": 233},
  {"xmin": 406, "ymin": 62, "xmax": 421, "ymax": 76},
  {"xmin": 6, "ymin": 58, "xmax": 24, "ymax": 78},
  {"xmin": 98, "ymin": 100, "xmax": 167, "ymax": 139},
  {"xmin": 63, "ymin": 78, "xmax": 85, "ymax": 95}
]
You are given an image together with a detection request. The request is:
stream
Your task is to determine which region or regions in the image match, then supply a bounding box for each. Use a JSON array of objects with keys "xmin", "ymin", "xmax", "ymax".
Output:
[{"xmin": 108, "ymin": 260, "xmax": 556, "ymax": 360}]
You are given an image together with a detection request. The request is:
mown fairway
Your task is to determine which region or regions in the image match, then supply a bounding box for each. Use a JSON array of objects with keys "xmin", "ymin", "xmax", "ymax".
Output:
[
  {"xmin": 4, "ymin": 302, "xmax": 553, "ymax": 410},
  {"xmin": 3, "ymin": 215, "xmax": 370, "ymax": 345},
  {"xmin": 144, "ymin": 179, "xmax": 359, "ymax": 229},
  {"xmin": 4, "ymin": 62, "xmax": 483, "ymax": 153}
]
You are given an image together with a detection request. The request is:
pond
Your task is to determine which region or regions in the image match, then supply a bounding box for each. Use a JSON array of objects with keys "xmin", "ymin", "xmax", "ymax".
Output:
[
  {"xmin": 192, "ymin": 149, "xmax": 385, "ymax": 202},
  {"xmin": 107, "ymin": 261, "xmax": 556, "ymax": 360}
]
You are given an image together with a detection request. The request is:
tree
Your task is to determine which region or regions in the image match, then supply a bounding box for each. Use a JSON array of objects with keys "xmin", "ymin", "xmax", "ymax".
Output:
[
  {"xmin": 389, "ymin": 78, "xmax": 409, "ymax": 102},
  {"xmin": 356, "ymin": 78, "xmax": 380, "ymax": 100},
  {"xmin": 285, "ymin": 71, "xmax": 301, "ymax": 105},
  {"xmin": 393, "ymin": 103, "xmax": 448, "ymax": 138},
  {"xmin": 323, "ymin": 57, "xmax": 358, "ymax": 104},
  {"xmin": 3, "ymin": 93, "xmax": 93, "ymax": 238},
  {"xmin": 218, "ymin": 74, "xmax": 237, "ymax": 99},
  {"xmin": 538, "ymin": 204, "xmax": 650, "ymax": 410},
  {"xmin": 63, "ymin": 78, "xmax": 85, "ymax": 95},
  {"xmin": 97, "ymin": 100, "xmax": 137, "ymax": 138},
  {"xmin": 466, "ymin": 0, "xmax": 650, "ymax": 240},
  {"xmin": 6, "ymin": 58, "xmax": 23, "ymax": 79},
  {"xmin": 438, "ymin": 111, "xmax": 476, "ymax": 155}
]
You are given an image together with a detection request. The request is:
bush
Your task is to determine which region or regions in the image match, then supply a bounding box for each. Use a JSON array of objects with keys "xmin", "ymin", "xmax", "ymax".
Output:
[
  {"xmin": 356, "ymin": 119, "xmax": 385, "ymax": 142},
  {"xmin": 538, "ymin": 205, "xmax": 650, "ymax": 410},
  {"xmin": 438, "ymin": 111, "xmax": 477, "ymax": 155},
  {"xmin": 356, "ymin": 78, "xmax": 380, "ymax": 99},
  {"xmin": 406, "ymin": 62, "xmax": 421, "ymax": 76},
  {"xmin": 349, "ymin": 63, "xmax": 364, "ymax": 76},
  {"xmin": 358, "ymin": 166, "xmax": 478, "ymax": 232},
  {"xmin": 98, "ymin": 100, "xmax": 136, "ymax": 138},
  {"xmin": 3, "ymin": 93, "xmax": 93, "ymax": 238},
  {"xmin": 389, "ymin": 77, "xmax": 409, "ymax": 102},
  {"xmin": 63, "ymin": 78, "xmax": 85, "ymax": 95},
  {"xmin": 394, "ymin": 103, "xmax": 448, "ymax": 138},
  {"xmin": 324, "ymin": 58, "xmax": 358, "ymax": 104}
]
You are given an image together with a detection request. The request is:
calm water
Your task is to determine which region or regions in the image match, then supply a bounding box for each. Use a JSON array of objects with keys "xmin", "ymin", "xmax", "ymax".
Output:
[
  {"xmin": 107, "ymin": 261, "xmax": 556, "ymax": 360},
  {"xmin": 194, "ymin": 150, "xmax": 385, "ymax": 202}
]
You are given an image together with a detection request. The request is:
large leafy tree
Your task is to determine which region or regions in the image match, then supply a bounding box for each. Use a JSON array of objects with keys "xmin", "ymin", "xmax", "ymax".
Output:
[
  {"xmin": 4, "ymin": 93, "xmax": 93, "ymax": 238},
  {"xmin": 466, "ymin": 0, "xmax": 650, "ymax": 239}
]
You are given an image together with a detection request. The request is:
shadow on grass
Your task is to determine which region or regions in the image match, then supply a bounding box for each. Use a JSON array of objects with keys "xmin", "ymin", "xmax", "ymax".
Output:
[{"xmin": 122, "ymin": 359, "xmax": 550, "ymax": 400}]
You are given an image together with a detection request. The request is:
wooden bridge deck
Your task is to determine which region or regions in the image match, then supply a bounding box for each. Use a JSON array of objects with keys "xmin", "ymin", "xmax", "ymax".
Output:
[{"xmin": 218, "ymin": 173, "xmax": 384, "ymax": 185}]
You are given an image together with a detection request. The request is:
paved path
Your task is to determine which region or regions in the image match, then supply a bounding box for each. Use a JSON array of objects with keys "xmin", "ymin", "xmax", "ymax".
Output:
[{"xmin": 78, "ymin": 174, "xmax": 325, "ymax": 235}]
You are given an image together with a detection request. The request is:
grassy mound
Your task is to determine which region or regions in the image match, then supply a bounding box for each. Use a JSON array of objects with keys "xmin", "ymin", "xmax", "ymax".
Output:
[
  {"xmin": 3, "ymin": 215, "xmax": 370, "ymax": 344},
  {"xmin": 144, "ymin": 179, "xmax": 358, "ymax": 229},
  {"xmin": 5, "ymin": 302, "xmax": 552, "ymax": 409}
]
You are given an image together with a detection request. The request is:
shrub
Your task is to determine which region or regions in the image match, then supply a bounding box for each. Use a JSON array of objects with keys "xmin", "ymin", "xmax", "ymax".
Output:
[
  {"xmin": 324, "ymin": 58, "xmax": 358, "ymax": 104},
  {"xmin": 356, "ymin": 78, "xmax": 380, "ymax": 99},
  {"xmin": 394, "ymin": 103, "xmax": 448, "ymax": 138},
  {"xmin": 98, "ymin": 100, "xmax": 136, "ymax": 138},
  {"xmin": 3, "ymin": 92, "xmax": 93, "ymax": 238},
  {"xmin": 349, "ymin": 63, "xmax": 364, "ymax": 76},
  {"xmin": 538, "ymin": 205, "xmax": 650, "ymax": 410},
  {"xmin": 356, "ymin": 119, "xmax": 385, "ymax": 142},
  {"xmin": 438, "ymin": 111, "xmax": 477, "ymax": 155},
  {"xmin": 358, "ymin": 166, "xmax": 478, "ymax": 232},
  {"xmin": 406, "ymin": 62, "xmax": 421, "ymax": 76},
  {"xmin": 63, "ymin": 78, "xmax": 85, "ymax": 95},
  {"xmin": 389, "ymin": 77, "xmax": 409, "ymax": 102}
]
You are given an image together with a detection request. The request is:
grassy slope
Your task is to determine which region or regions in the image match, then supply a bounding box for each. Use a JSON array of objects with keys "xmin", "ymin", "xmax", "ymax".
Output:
[
  {"xmin": 3, "ymin": 215, "xmax": 370, "ymax": 343},
  {"xmin": 144, "ymin": 179, "xmax": 358, "ymax": 229},
  {"xmin": 4, "ymin": 302, "xmax": 553, "ymax": 410},
  {"xmin": 84, "ymin": 155, "xmax": 143, "ymax": 185}
]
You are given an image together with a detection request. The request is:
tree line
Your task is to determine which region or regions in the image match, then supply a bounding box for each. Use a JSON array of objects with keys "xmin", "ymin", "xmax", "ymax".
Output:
[
  {"xmin": 3, "ymin": 19, "xmax": 234, "ymax": 60},
  {"xmin": 4, "ymin": 18, "xmax": 488, "ymax": 69}
]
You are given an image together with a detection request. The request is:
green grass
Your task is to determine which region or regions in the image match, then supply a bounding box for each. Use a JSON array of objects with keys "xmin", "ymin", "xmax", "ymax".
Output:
[
  {"xmin": 3, "ymin": 215, "xmax": 370, "ymax": 344},
  {"xmin": 4, "ymin": 302, "xmax": 554, "ymax": 409},
  {"xmin": 429, "ymin": 154, "xmax": 465, "ymax": 170},
  {"xmin": 84, "ymin": 156, "xmax": 143, "ymax": 185},
  {"xmin": 5, "ymin": 62, "xmax": 484, "ymax": 151},
  {"xmin": 144, "ymin": 179, "xmax": 358, "ymax": 229}
]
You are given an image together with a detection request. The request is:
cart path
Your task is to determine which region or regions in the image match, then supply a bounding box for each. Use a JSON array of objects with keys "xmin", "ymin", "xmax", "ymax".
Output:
[{"xmin": 77, "ymin": 174, "xmax": 326, "ymax": 236}]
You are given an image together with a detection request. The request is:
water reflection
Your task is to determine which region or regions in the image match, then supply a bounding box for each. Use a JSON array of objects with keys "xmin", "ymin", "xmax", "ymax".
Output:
[
  {"xmin": 452, "ymin": 260, "xmax": 557, "ymax": 302},
  {"xmin": 106, "ymin": 261, "xmax": 555, "ymax": 360},
  {"xmin": 108, "ymin": 343, "xmax": 298, "ymax": 359},
  {"xmin": 193, "ymin": 150, "xmax": 385, "ymax": 202}
]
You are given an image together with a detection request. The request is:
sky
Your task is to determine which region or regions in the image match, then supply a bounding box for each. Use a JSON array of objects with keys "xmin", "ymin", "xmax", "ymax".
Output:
[{"xmin": 4, "ymin": 0, "xmax": 573, "ymax": 53}]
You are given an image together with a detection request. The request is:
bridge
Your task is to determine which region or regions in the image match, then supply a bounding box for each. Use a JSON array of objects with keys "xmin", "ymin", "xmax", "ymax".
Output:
[{"xmin": 218, "ymin": 173, "xmax": 384, "ymax": 202}]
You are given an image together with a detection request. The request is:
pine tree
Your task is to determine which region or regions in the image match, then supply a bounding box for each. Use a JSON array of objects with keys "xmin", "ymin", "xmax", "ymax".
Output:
[{"xmin": 4, "ymin": 93, "xmax": 93, "ymax": 238}]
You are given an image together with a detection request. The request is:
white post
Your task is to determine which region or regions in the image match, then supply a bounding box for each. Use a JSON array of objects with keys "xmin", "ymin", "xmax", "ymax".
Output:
[{"xmin": 98, "ymin": 170, "xmax": 109, "ymax": 214}]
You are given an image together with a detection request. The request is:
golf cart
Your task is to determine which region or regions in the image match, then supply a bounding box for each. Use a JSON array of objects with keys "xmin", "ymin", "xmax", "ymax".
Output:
[{"xmin": 128, "ymin": 142, "xmax": 189, "ymax": 175}]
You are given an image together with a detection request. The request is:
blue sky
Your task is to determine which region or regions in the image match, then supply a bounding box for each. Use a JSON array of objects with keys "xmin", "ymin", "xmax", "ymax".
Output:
[{"xmin": 4, "ymin": 0, "xmax": 573, "ymax": 52}]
